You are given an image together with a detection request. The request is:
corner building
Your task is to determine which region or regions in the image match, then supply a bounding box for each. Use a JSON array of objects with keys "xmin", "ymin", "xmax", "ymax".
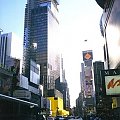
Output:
[
  {"xmin": 96, "ymin": 0, "xmax": 120, "ymax": 118},
  {"xmin": 22, "ymin": 0, "xmax": 60, "ymax": 96}
]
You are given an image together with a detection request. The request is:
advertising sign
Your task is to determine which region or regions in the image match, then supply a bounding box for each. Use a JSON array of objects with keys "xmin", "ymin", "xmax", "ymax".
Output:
[
  {"xmin": 30, "ymin": 60, "xmax": 40, "ymax": 85},
  {"xmin": 101, "ymin": 69, "xmax": 120, "ymax": 96},
  {"xmin": 13, "ymin": 90, "xmax": 31, "ymax": 100},
  {"xmin": 82, "ymin": 50, "xmax": 93, "ymax": 61},
  {"xmin": 105, "ymin": 75, "xmax": 120, "ymax": 95},
  {"xmin": 86, "ymin": 85, "xmax": 93, "ymax": 96},
  {"xmin": 84, "ymin": 60, "xmax": 92, "ymax": 67},
  {"xmin": 84, "ymin": 67, "xmax": 92, "ymax": 80}
]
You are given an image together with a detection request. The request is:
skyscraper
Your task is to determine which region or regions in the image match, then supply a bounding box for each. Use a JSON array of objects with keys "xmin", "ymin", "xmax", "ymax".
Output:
[
  {"xmin": 80, "ymin": 50, "xmax": 95, "ymax": 114},
  {"xmin": 0, "ymin": 32, "xmax": 23, "ymax": 66},
  {"xmin": 93, "ymin": 61, "xmax": 104, "ymax": 113},
  {"xmin": 22, "ymin": 0, "xmax": 60, "ymax": 96}
]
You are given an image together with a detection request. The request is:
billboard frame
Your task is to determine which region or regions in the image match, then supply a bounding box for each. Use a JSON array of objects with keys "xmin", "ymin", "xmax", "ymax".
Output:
[{"xmin": 101, "ymin": 69, "xmax": 120, "ymax": 97}]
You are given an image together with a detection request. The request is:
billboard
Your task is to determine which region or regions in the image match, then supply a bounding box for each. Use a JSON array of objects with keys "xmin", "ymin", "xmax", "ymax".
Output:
[
  {"xmin": 82, "ymin": 50, "xmax": 93, "ymax": 61},
  {"xmin": 30, "ymin": 60, "xmax": 40, "ymax": 85},
  {"xmin": 105, "ymin": 75, "xmax": 120, "ymax": 95},
  {"xmin": 84, "ymin": 66, "xmax": 93, "ymax": 98},
  {"xmin": 13, "ymin": 90, "xmax": 31, "ymax": 100},
  {"xmin": 101, "ymin": 69, "xmax": 120, "ymax": 96},
  {"xmin": 84, "ymin": 67, "xmax": 92, "ymax": 80},
  {"xmin": 84, "ymin": 84, "xmax": 93, "ymax": 98}
]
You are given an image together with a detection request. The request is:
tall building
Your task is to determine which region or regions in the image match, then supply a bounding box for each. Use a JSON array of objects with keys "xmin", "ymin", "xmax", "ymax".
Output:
[
  {"xmin": 93, "ymin": 61, "xmax": 104, "ymax": 113},
  {"xmin": 79, "ymin": 50, "xmax": 96, "ymax": 115},
  {"xmin": 60, "ymin": 55, "xmax": 66, "ymax": 82},
  {"xmin": 0, "ymin": 32, "xmax": 23, "ymax": 67},
  {"xmin": 22, "ymin": 0, "xmax": 60, "ymax": 96},
  {"xmin": 96, "ymin": 0, "xmax": 120, "ymax": 118},
  {"xmin": 55, "ymin": 56, "xmax": 70, "ymax": 110},
  {"xmin": 0, "ymin": 32, "xmax": 39, "ymax": 119},
  {"xmin": 82, "ymin": 50, "xmax": 94, "ymax": 98}
]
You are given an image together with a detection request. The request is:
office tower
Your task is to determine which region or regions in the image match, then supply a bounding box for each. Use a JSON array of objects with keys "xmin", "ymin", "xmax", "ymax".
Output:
[
  {"xmin": 81, "ymin": 50, "xmax": 95, "ymax": 114},
  {"xmin": 82, "ymin": 50, "xmax": 93, "ymax": 98},
  {"xmin": 93, "ymin": 61, "xmax": 104, "ymax": 94},
  {"xmin": 0, "ymin": 32, "xmax": 23, "ymax": 66},
  {"xmin": 93, "ymin": 61, "xmax": 104, "ymax": 113},
  {"xmin": 80, "ymin": 63, "xmax": 85, "ymax": 95},
  {"xmin": 22, "ymin": 0, "xmax": 60, "ymax": 96}
]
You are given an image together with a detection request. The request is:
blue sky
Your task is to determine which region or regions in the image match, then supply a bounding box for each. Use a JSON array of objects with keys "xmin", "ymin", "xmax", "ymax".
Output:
[
  {"xmin": 0, "ymin": 0, "xmax": 26, "ymax": 38},
  {"xmin": 0, "ymin": 0, "xmax": 103, "ymax": 107}
]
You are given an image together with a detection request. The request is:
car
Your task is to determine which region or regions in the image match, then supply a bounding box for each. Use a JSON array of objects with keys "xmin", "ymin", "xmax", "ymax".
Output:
[
  {"xmin": 47, "ymin": 116, "xmax": 55, "ymax": 120},
  {"xmin": 54, "ymin": 116, "xmax": 65, "ymax": 120},
  {"xmin": 66, "ymin": 116, "xmax": 75, "ymax": 119}
]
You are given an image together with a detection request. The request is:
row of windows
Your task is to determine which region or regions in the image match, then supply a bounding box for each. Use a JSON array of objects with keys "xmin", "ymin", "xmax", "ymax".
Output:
[
  {"xmin": 31, "ymin": 19, "xmax": 47, "ymax": 24},
  {"xmin": 103, "ymin": 0, "xmax": 114, "ymax": 30},
  {"xmin": 0, "ymin": 36, "xmax": 7, "ymax": 64},
  {"xmin": 31, "ymin": 30, "xmax": 47, "ymax": 34},
  {"xmin": 30, "ymin": 65, "xmax": 39, "ymax": 74},
  {"xmin": 31, "ymin": 7, "xmax": 47, "ymax": 15},
  {"xmin": 31, "ymin": 15, "xmax": 47, "ymax": 21},
  {"xmin": 31, "ymin": 23, "xmax": 47, "ymax": 27}
]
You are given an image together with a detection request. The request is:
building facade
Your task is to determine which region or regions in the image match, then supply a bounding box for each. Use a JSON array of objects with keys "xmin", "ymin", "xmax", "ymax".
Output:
[
  {"xmin": 22, "ymin": 0, "xmax": 60, "ymax": 97},
  {"xmin": 0, "ymin": 33, "xmax": 43, "ymax": 119},
  {"xmin": 55, "ymin": 77, "xmax": 70, "ymax": 110},
  {"xmin": 79, "ymin": 50, "xmax": 95, "ymax": 116},
  {"xmin": 93, "ymin": 61, "xmax": 105, "ymax": 113},
  {"xmin": 96, "ymin": 0, "xmax": 120, "ymax": 118},
  {"xmin": 0, "ymin": 32, "xmax": 23, "ymax": 67}
]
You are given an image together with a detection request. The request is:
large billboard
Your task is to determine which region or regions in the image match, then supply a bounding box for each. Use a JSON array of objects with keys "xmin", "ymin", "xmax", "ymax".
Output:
[
  {"xmin": 82, "ymin": 50, "xmax": 93, "ymax": 67},
  {"xmin": 82, "ymin": 50, "xmax": 93, "ymax": 61},
  {"xmin": 101, "ymin": 69, "xmax": 120, "ymax": 96},
  {"xmin": 84, "ymin": 66, "xmax": 93, "ymax": 98},
  {"xmin": 84, "ymin": 67, "xmax": 92, "ymax": 80},
  {"xmin": 30, "ymin": 60, "xmax": 40, "ymax": 85}
]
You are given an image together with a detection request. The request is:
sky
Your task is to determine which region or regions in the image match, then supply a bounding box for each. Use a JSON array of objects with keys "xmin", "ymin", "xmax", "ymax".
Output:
[{"xmin": 0, "ymin": 0, "xmax": 104, "ymax": 107}]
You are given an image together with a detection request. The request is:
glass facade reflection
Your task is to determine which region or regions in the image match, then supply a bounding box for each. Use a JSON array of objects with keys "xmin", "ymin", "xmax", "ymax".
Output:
[
  {"xmin": 23, "ymin": 0, "xmax": 60, "ymax": 96},
  {"xmin": 101, "ymin": 0, "xmax": 120, "ymax": 69},
  {"xmin": 100, "ymin": 0, "xmax": 120, "ymax": 113}
]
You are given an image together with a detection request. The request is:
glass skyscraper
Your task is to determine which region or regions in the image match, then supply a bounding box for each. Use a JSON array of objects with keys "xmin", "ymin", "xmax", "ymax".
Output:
[{"xmin": 22, "ymin": 0, "xmax": 60, "ymax": 96}]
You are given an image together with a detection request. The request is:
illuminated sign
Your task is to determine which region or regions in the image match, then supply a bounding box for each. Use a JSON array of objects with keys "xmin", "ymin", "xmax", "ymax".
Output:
[
  {"xmin": 82, "ymin": 50, "xmax": 93, "ymax": 61},
  {"xmin": 101, "ymin": 69, "xmax": 120, "ymax": 96},
  {"xmin": 105, "ymin": 76, "xmax": 120, "ymax": 95},
  {"xmin": 85, "ymin": 53, "xmax": 91, "ymax": 60}
]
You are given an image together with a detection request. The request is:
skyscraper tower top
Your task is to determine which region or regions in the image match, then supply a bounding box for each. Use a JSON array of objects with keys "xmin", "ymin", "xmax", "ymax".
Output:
[{"xmin": 26, "ymin": 0, "xmax": 59, "ymax": 10}]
